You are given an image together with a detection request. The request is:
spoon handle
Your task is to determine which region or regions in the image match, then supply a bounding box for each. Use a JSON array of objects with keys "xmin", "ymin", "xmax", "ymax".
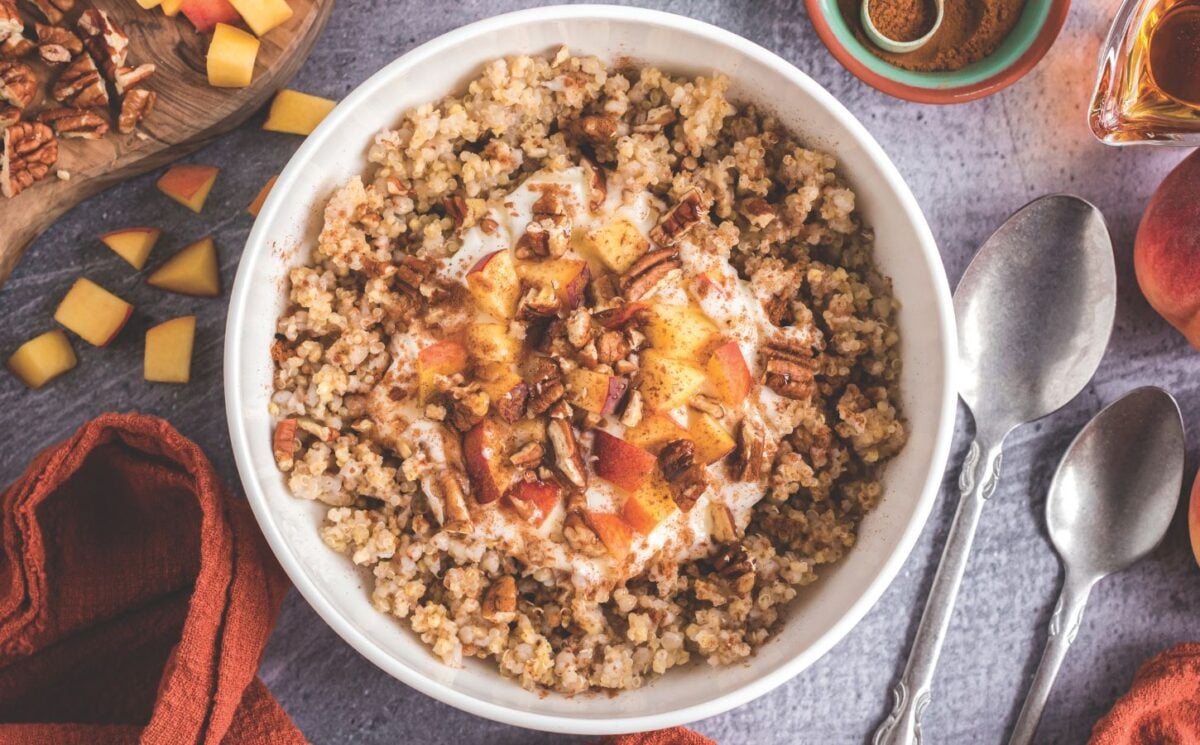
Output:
[
  {"xmin": 1008, "ymin": 573, "xmax": 1095, "ymax": 745},
  {"xmin": 872, "ymin": 437, "xmax": 1003, "ymax": 745}
]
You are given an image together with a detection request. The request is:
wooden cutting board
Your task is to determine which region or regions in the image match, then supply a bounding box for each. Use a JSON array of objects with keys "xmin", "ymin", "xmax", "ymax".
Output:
[{"xmin": 0, "ymin": 0, "xmax": 333, "ymax": 286}]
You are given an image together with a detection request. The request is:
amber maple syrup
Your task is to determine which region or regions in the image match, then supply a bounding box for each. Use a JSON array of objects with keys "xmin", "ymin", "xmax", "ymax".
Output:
[{"xmin": 1091, "ymin": 0, "xmax": 1200, "ymax": 145}]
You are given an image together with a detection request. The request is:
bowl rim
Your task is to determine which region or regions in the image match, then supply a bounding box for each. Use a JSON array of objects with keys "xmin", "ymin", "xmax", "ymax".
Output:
[
  {"xmin": 805, "ymin": 0, "xmax": 1071, "ymax": 104},
  {"xmin": 225, "ymin": 3, "xmax": 958, "ymax": 734}
]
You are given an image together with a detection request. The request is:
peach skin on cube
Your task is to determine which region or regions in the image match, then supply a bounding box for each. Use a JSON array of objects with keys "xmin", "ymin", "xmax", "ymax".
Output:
[
  {"xmin": 621, "ymin": 474, "xmax": 678, "ymax": 534},
  {"xmin": 517, "ymin": 258, "xmax": 590, "ymax": 311},
  {"xmin": 504, "ymin": 478, "xmax": 562, "ymax": 528},
  {"xmin": 417, "ymin": 339, "xmax": 467, "ymax": 404},
  {"xmin": 625, "ymin": 412, "xmax": 692, "ymax": 453},
  {"xmin": 147, "ymin": 238, "xmax": 220, "ymax": 297},
  {"xmin": 228, "ymin": 0, "xmax": 292, "ymax": 35},
  {"xmin": 644, "ymin": 303, "xmax": 718, "ymax": 362},
  {"xmin": 1135, "ymin": 150, "xmax": 1200, "ymax": 349},
  {"xmin": 247, "ymin": 175, "xmax": 277, "ymax": 217},
  {"xmin": 54, "ymin": 278, "xmax": 133, "ymax": 347},
  {"xmin": 466, "ymin": 250, "xmax": 521, "ymax": 320},
  {"xmin": 207, "ymin": 23, "xmax": 259, "ymax": 88},
  {"xmin": 157, "ymin": 164, "xmax": 219, "ymax": 212},
  {"xmin": 638, "ymin": 350, "xmax": 706, "ymax": 411},
  {"xmin": 8, "ymin": 330, "xmax": 76, "ymax": 389},
  {"xmin": 592, "ymin": 430, "xmax": 656, "ymax": 492},
  {"xmin": 180, "ymin": 0, "xmax": 240, "ymax": 32},
  {"xmin": 463, "ymin": 417, "xmax": 514, "ymax": 505},
  {"xmin": 585, "ymin": 511, "xmax": 634, "ymax": 561},
  {"xmin": 99, "ymin": 227, "xmax": 161, "ymax": 270},
  {"xmin": 687, "ymin": 409, "xmax": 736, "ymax": 464},
  {"xmin": 263, "ymin": 89, "xmax": 336, "ymax": 135},
  {"xmin": 565, "ymin": 368, "xmax": 627, "ymax": 416},
  {"xmin": 145, "ymin": 316, "xmax": 196, "ymax": 383},
  {"xmin": 707, "ymin": 339, "xmax": 752, "ymax": 405}
]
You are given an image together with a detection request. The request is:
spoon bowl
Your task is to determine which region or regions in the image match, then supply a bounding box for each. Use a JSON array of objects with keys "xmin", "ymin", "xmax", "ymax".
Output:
[
  {"xmin": 954, "ymin": 195, "xmax": 1117, "ymax": 440},
  {"xmin": 1048, "ymin": 386, "xmax": 1186, "ymax": 578}
]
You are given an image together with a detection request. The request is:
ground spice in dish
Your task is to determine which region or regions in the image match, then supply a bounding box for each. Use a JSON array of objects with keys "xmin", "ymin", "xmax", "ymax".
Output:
[
  {"xmin": 869, "ymin": 0, "xmax": 938, "ymax": 42},
  {"xmin": 840, "ymin": 0, "xmax": 1029, "ymax": 72}
]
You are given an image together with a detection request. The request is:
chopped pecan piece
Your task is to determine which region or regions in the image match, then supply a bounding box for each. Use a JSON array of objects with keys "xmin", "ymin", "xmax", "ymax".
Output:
[
  {"xmin": 509, "ymin": 441, "xmax": 544, "ymax": 468},
  {"xmin": 565, "ymin": 309, "xmax": 593, "ymax": 348},
  {"xmin": 580, "ymin": 155, "xmax": 607, "ymax": 212},
  {"xmin": 37, "ymin": 107, "xmax": 107, "ymax": 139},
  {"xmin": 481, "ymin": 575, "xmax": 517, "ymax": 622},
  {"xmin": 526, "ymin": 370, "xmax": 565, "ymax": 416},
  {"xmin": 0, "ymin": 32, "xmax": 33, "ymax": 59},
  {"xmin": 394, "ymin": 254, "xmax": 435, "ymax": 295},
  {"xmin": 76, "ymin": 8, "xmax": 127, "ymax": 79},
  {"xmin": 728, "ymin": 415, "xmax": 765, "ymax": 482},
  {"xmin": 658, "ymin": 439, "xmax": 707, "ymax": 511},
  {"xmin": 515, "ymin": 185, "xmax": 572, "ymax": 258},
  {"xmin": 443, "ymin": 195, "xmax": 485, "ymax": 229},
  {"xmin": 0, "ymin": 1, "xmax": 20, "ymax": 41},
  {"xmin": 1, "ymin": 120, "xmax": 56, "ymax": 197},
  {"xmin": 739, "ymin": 196, "xmax": 776, "ymax": 228},
  {"xmin": 493, "ymin": 381, "xmax": 528, "ymax": 423},
  {"xmin": 113, "ymin": 62, "xmax": 155, "ymax": 95},
  {"xmin": 563, "ymin": 511, "xmax": 607, "ymax": 557},
  {"xmin": 633, "ymin": 105, "xmax": 676, "ymax": 134},
  {"xmin": 573, "ymin": 113, "xmax": 618, "ymax": 143},
  {"xmin": 712, "ymin": 542, "xmax": 755, "ymax": 578},
  {"xmin": 517, "ymin": 283, "xmax": 561, "ymax": 320},
  {"xmin": 0, "ymin": 61, "xmax": 35, "ymax": 109},
  {"xmin": 0, "ymin": 104, "xmax": 17, "ymax": 129},
  {"xmin": 708, "ymin": 501, "xmax": 737, "ymax": 543},
  {"xmin": 619, "ymin": 247, "xmax": 681, "ymax": 301},
  {"xmin": 593, "ymin": 303, "xmax": 649, "ymax": 330},
  {"xmin": 437, "ymin": 469, "xmax": 472, "ymax": 533},
  {"xmin": 445, "ymin": 385, "xmax": 490, "ymax": 431},
  {"xmin": 547, "ymin": 418, "xmax": 587, "ymax": 488},
  {"xmin": 596, "ymin": 330, "xmax": 630, "ymax": 365},
  {"xmin": 117, "ymin": 88, "xmax": 156, "ymax": 134},
  {"xmin": 650, "ymin": 189, "xmax": 706, "ymax": 247},
  {"xmin": 23, "ymin": 0, "xmax": 72, "ymax": 24},
  {"xmin": 689, "ymin": 393, "xmax": 725, "ymax": 419},
  {"xmin": 35, "ymin": 23, "xmax": 81, "ymax": 64},
  {"xmin": 52, "ymin": 53, "xmax": 107, "ymax": 108},
  {"xmin": 619, "ymin": 389, "xmax": 644, "ymax": 428}
]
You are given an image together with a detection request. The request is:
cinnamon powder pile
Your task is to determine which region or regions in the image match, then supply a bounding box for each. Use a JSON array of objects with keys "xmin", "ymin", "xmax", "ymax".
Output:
[{"xmin": 840, "ymin": 0, "xmax": 1028, "ymax": 72}]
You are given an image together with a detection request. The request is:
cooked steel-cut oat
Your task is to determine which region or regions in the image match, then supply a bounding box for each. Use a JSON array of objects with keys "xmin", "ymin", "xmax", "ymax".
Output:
[{"xmin": 270, "ymin": 49, "xmax": 907, "ymax": 693}]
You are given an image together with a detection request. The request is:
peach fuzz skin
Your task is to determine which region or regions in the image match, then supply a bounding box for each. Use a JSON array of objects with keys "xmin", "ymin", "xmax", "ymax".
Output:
[{"xmin": 1135, "ymin": 151, "xmax": 1200, "ymax": 348}]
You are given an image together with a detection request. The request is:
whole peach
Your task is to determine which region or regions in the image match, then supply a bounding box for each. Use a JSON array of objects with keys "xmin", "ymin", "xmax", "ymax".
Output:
[
  {"xmin": 1190, "ymin": 469, "xmax": 1200, "ymax": 568},
  {"xmin": 1135, "ymin": 150, "xmax": 1200, "ymax": 348}
]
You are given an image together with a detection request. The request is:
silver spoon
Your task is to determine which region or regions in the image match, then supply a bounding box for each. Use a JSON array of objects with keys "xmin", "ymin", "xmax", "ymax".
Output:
[
  {"xmin": 873, "ymin": 195, "xmax": 1116, "ymax": 745},
  {"xmin": 1008, "ymin": 387, "xmax": 1185, "ymax": 745}
]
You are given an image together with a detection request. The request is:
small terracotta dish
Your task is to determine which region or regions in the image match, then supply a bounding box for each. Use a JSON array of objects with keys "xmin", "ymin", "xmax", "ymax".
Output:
[{"xmin": 806, "ymin": 0, "xmax": 1070, "ymax": 104}]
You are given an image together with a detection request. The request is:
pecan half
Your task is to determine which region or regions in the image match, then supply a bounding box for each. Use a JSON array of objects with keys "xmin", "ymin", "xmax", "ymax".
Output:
[
  {"xmin": 481, "ymin": 575, "xmax": 517, "ymax": 622},
  {"xmin": 526, "ymin": 372, "xmax": 564, "ymax": 416},
  {"xmin": 650, "ymin": 189, "xmax": 706, "ymax": 247},
  {"xmin": 272, "ymin": 419, "xmax": 298, "ymax": 471},
  {"xmin": 117, "ymin": 88, "xmax": 156, "ymax": 134},
  {"xmin": 23, "ymin": 0, "xmax": 73, "ymax": 24},
  {"xmin": 52, "ymin": 53, "xmax": 108, "ymax": 108},
  {"xmin": 658, "ymin": 439, "xmax": 707, "ymax": 511},
  {"xmin": 728, "ymin": 415, "xmax": 765, "ymax": 482},
  {"xmin": 547, "ymin": 418, "xmax": 587, "ymax": 488},
  {"xmin": 0, "ymin": 104, "xmax": 17, "ymax": 129},
  {"xmin": 37, "ymin": 107, "xmax": 107, "ymax": 139},
  {"xmin": 0, "ymin": 32, "xmax": 33, "ymax": 60},
  {"xmin": 0, "ymin": 61, "xmax": 35, "ymax": 109},
  {"xmin": 35, "ymin": 23, "xmax": 81, "ymax": 64},
  {"xmin": 762, "ymin": 336, "xmax": 815, "ymax": 400},
  {"xmin": 1, "ymin": 120, "xmax": 56, "ymax": 197},
  {"xmin": 76, "ymin": 8, "xmax": 127, "ymax": 79},
  {"xmin": 573, "ymin": 113, "xmax": 618, "ymax": 143},
  {"xmin": 113, "ymin": 62, "xmax": 155, "ymax": 95},
  {"xmin": 619, "ymin": 247, "xmax": 680, "ymax": 301}
]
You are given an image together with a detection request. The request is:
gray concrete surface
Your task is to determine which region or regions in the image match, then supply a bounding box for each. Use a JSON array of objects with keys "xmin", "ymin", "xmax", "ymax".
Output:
[{"xmin": 1, "ymin": 1, "xmax": 1197, "ymax": 743}]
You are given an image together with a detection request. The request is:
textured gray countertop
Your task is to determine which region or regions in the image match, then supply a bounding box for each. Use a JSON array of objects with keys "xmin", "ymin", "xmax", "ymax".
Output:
[{"xmin": 2, "ymin": 1, "xmax": 1197, "ymax": 743}]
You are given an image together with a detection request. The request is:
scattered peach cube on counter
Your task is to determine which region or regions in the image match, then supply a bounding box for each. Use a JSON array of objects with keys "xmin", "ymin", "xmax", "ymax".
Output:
[
  {"xmin": 263, "ymin": 90, "xmax": 336, "ymax": 135},
  {"xmin": 147, "ymin": 237, "xmax": 220, "ymax": 297},
  {"xmin": 99, "ymin": 227, "xmax": 161, "ymax": 270},
  {"xmin": 145, "ymin": 316, "xmax": 196, "ymax": 383},
  {"xmin": 157, "ymin": 164, "xmax": 219, "ymax": 213},
  {"xmin": 207, "ymin": 23, "xmax": 259, "ymax": 88},
  {"xmin": 181, "ymin": 0, "xmax": 240, "ymax": 32},
  {"xmin": 8, "ymin": 330, "xmax": 76, "ymax": 389},
  {"xmin": 160, "ymin": 0, "xmax": 182, "ymax": 16},
  {"xmin": 247, "ymin": 175, "xmax": 276, "ymax": 216},
  {"xmin": 229, "ymin": 0, "xmax": 292, "ymax": 36},
  {"xmin": 54, "ymin": 278, "xmax": 133, "ymax": 347}
]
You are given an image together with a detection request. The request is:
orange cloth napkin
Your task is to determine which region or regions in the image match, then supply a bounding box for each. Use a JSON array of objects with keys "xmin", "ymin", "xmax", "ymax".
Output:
[
  {"xmin": 0, "ymin": 413, "xmax": 302, "ymax": 745},
  {"xmin": 600, "ymin": 728, "xmax": 714, "ymax": 744},
  {"xmin": 1090, "ymin": 643, "xmax": 1200, "ymax": 744}
]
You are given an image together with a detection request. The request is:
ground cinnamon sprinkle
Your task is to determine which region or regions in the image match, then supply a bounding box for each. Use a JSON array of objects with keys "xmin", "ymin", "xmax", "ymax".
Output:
[
  {"xmin": 869, "ymin": 0, "xmax": 938, "ymax": 43},
  {"xmin": 840, "ymin": 0, "xmax": 1028, "ymax": 72}
]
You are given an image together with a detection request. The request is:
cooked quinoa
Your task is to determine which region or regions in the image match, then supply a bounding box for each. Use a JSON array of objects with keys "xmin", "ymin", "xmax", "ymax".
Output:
[{"xmin": 269, "ymin": 48, "xmax": 907, "ymax": 694}]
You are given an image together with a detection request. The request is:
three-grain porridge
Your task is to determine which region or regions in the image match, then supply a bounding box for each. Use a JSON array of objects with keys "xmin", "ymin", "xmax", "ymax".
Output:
[{"xmin": 269, "ymin": 49, "xmax": 907, "ymax": 693}]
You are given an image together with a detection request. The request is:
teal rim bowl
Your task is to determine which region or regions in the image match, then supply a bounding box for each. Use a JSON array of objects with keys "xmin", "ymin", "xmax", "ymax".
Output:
[{"xmin": 806, "ymin": 0, "xmax": 1070, "ymax": 103}]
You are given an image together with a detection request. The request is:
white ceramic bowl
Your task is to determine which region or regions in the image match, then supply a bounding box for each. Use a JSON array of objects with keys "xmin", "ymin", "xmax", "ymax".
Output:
[{"xmin": 225, "ymin": 5, "xmax": 956, "ymax": 735}]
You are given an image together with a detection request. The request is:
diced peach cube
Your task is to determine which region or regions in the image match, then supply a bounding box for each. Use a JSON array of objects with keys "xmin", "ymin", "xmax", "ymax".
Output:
[
  {"xmin": 144, "ymin": 316, "xmax": 196, "ymax": 383},
  {"xmin": 565, "ymin": 368, "xmax": 627, "ymax": 416},
  {"xmin": 147, "ymin": 237, "xmax": 220, "ymax": 297},
  {"xmin": 504, "ymin": 478, "xmax": 562, "ymax": 528},
  {"xmin": 417, "ymin": 339, "xmax": 467, "ymax": 404},
  {"xmin": 99, "ymin": 227, "xmax": 161, "ymax": 270},
  {"xmin": 707, "ymin": 340, "xmax": 752, "ymax": 405},
  {"xmin": 585, "ymin": 511, "xmax": 634, "ymax": 561},
  {"xmin": 639, "ymin": 350, "xmax": 706, "ymax": 411},
  {"xmin": 593, "ymin": 430, "xmax": 656, "ymax": 492},
  {"xmin": 54, "ymin": 278, "xmax": 133, "ymax": 347},
  {"xmin": 7, "ymin": 330, "xmax": 76, "ymax": 389},
  {"xmin": 263, "ymin": 89, "xmax": 336, "ymax": 135},
  {"xmin": 229, "ymin": 0, "xmax": 292, "ymax": 36},
  {"xmin": 207, "ymin": 22, "xmax": 259, "ymax": 88},
  {"xmin": 621, "ymin": 474, "xmax": 678, "ymax": 534},
  {"xmin": 181, "ymin": 0, "xmax": 240, "ymax": 32},
  {"xmin": 466, "ymin": 249, "xmax": 521, "ymax": 320},
  {"xmin": 644, "ymin": 303, "xmax": 718, "ymax": 362},
  {"xmin": 463, "ymin": 417, "xmax": 513, "ymax": 504},
  {"xmin": 157, "ymin": 164, "xmax": 219, "ymax": 213},
  {"xmin": 160, "ymin": 0, "xmax": 182, "ymax": 16},
  {"xmin": 625, "ymin": 412, "xmax": 692, "ymax": 453},
  {"xmin": 687, "ymin": 410, "xmax": 736, "ymax": 464},
  {"xmin": 517, "ymin": 258, "xmax": 590, "ymax": 310},
  {"xmin": 578, "ymin": 219, "xmax": 648, "ymax": 273},
  {"xmin": 247, "ymin": 175, "xmax": 276, "ymax": 217},
  {"xmin": 466, "ymin": 322, "xmax": 520, "ymax": 364}
]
